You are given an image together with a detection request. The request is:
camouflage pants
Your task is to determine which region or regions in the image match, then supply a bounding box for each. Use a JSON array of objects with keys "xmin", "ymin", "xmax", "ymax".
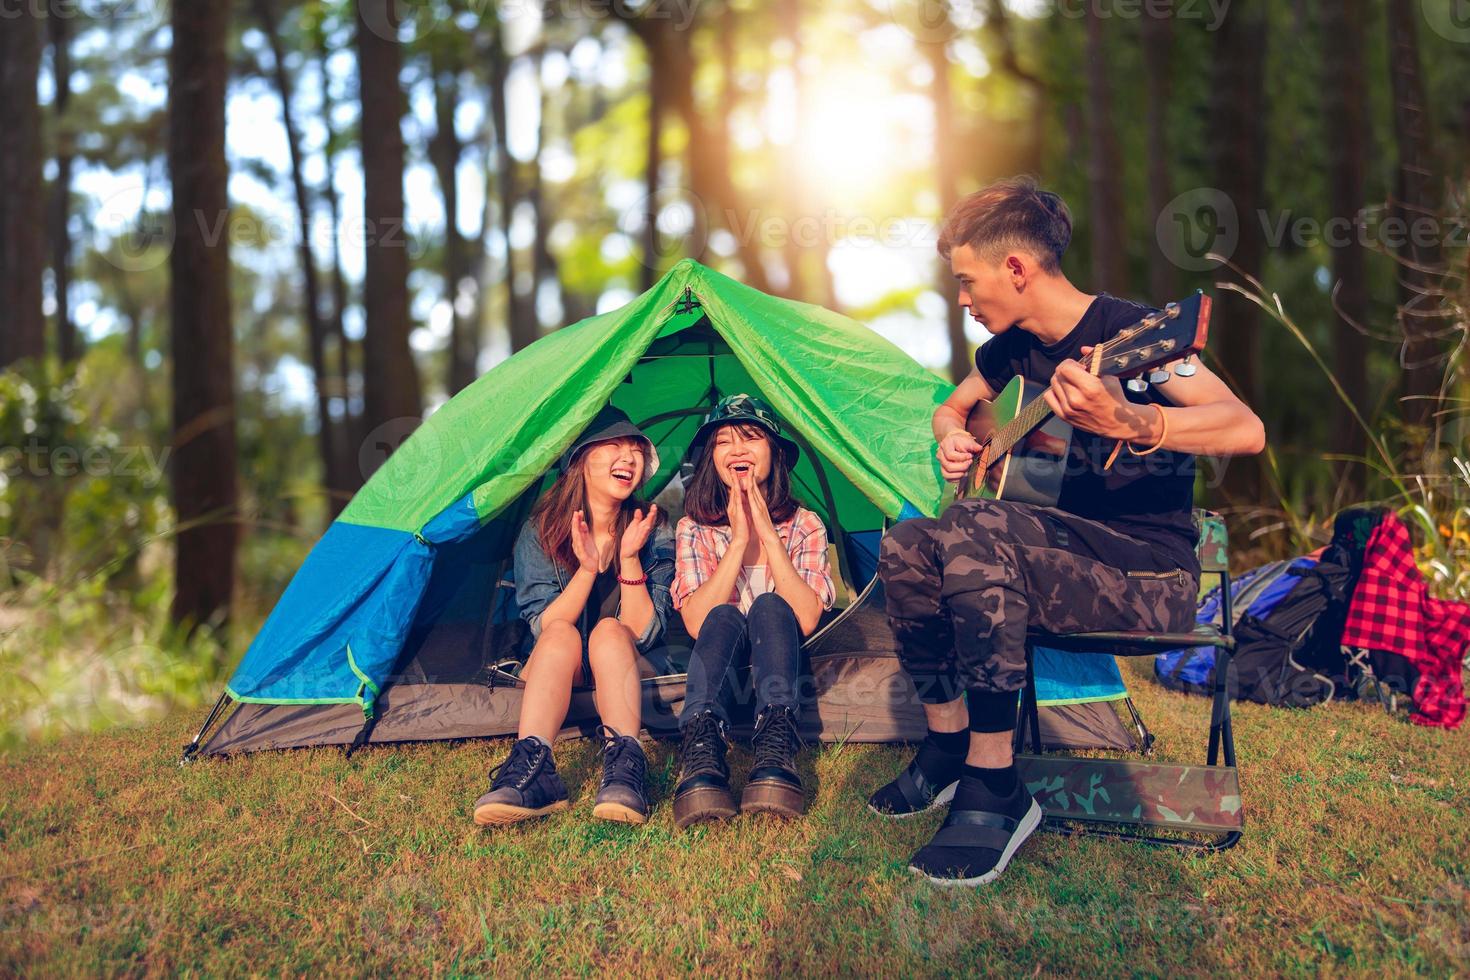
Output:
[{"xmin": 879, "ymin": 498, "xmax": 1197, "ymax": 700}]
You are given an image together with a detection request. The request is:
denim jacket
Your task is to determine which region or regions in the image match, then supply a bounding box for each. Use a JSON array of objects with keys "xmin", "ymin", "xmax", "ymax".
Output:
[{"xmin": 512, "ymin": 518, "xmax": 676, "ymax": 653}]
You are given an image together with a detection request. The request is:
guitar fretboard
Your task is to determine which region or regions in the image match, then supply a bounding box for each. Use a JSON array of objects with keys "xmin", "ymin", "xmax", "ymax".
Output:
[{"xmin": 989, "ymin": 391, "xmax": 1054, "ymax": 458}]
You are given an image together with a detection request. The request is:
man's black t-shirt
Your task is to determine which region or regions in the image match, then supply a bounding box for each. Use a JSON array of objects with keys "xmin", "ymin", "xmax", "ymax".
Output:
[{"xmin": 975, "ymin": 294, "xmax": 1199, "ymax": 576}]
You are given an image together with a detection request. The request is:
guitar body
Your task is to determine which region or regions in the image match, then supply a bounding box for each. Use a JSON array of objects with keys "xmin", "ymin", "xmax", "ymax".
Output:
[{"xmin": 961, "ymin": 377, "xmax": 1075, "ymax": 508}]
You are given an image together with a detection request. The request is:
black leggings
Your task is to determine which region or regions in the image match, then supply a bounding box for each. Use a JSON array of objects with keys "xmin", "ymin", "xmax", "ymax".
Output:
[{"xmin": 680, "ymin": 592, "xmax": 802, "ymax": 728}]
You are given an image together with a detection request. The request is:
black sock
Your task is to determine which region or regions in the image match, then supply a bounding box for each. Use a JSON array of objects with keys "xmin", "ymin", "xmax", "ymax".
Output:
[
  {"xmin": 927, "ymin": 727, "xmax": 968, "ymax": 755},
  {"xmin": 966, "ymin": 690, "xmax": 1019, "ymax": 734}
]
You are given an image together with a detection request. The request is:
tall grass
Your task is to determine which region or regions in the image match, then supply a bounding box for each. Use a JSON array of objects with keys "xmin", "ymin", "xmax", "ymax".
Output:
[{"xmin": 1217, "ymin": 250, "xmax": 1469, "ymax": 603}]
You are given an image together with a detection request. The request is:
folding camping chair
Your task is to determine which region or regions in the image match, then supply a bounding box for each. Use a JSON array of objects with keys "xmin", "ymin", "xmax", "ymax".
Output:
[{"xmin": 1013, "ymin": 509, "xmax": 1243, "ymax": 851}]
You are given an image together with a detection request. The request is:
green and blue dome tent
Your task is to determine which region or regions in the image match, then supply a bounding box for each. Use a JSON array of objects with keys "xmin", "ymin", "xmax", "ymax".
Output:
[{"xmin": 186, "ymin": 259, "xmax": 1147, "ymax": 758}]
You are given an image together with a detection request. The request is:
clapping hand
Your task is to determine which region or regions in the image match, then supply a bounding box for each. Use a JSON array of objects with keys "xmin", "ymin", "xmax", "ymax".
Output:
[
  {"xmin": 571, "ymin": 510, "xmax": 615, "ymax": 573},
  {"xmin": 619, "ymin": 505, "xmax": 659, "ymax": 564}
]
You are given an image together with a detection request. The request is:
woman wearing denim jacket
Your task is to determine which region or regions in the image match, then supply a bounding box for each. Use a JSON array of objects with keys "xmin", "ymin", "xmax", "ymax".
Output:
[{"xmin": 473, "ymin": 406, "xmax": 674, "ymax": 827}]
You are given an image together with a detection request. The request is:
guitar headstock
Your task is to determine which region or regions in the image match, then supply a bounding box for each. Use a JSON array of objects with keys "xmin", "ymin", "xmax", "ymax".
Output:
[{"xmin": 1093, "ymin": 290, "xmax": 1211, "ymax": 380}]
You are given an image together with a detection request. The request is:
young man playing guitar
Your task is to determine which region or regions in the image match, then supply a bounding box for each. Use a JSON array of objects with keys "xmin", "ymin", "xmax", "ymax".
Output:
[{"xmin": 868, "ymin": 177, "xmax": 1265, "ymax": 887}]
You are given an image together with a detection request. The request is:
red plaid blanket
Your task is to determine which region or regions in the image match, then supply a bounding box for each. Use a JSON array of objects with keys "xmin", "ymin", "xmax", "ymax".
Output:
[{"xmin": 1340, "ymin": 511, "xmax": 1470, "ymax": 728}]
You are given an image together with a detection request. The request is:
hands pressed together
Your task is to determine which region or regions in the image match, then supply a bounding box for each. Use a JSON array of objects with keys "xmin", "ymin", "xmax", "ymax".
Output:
[{"xmin": 727, "ymin": 472, "xmax": 780, "ymax": 549}]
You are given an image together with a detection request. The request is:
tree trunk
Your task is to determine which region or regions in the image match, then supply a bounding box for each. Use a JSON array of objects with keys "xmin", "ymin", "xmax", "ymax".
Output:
[
  {"xmin": 356, "ymin": 1, "xmax": 422, "ymax": 464},
  {"xmin": 488, "ymin": 21, "xmax": 536, "ymax": 353},
  {"xmin": 50, "ymin": 11, "xmax": 80, "ymax": 364},
  {"xmin": 0, "ymin": 6, "xmax": 46, "ymax": 368},
  {"xmin": 1140, "ymin": 5, "xmax": 1177, "ymax": 303},
  {"xmin": 642, "ymin": 29, "xmax": 665, "ymax": 293},
  {"xmin": 1209, "ymin": 0, "xmax": 1268, "ymax": 504},
  {"xmin": 1321, "ymin": 0, "xmax": 1370, "ymax": 497},
  {"xmin": 530, "ymin": 51, "xmax": 555, "ymax": 332},
  {"xmin": 254, "ymin": 0, "xmax": 350, "ymax": 517},
  {"xmin": 621, "ymin": 5, "xmax": 770, "ymax": 293},
  {"xmin": 925, "ymin": 34, "xmax": 969, "ymax": 385},
  {"xmin": 430, "ymin": 44, "xmax": 477, "ymax": 392},
  {"xmin": 1386, "ymin": 0, "xmax": 1450, "ymax": 432},
  {"xmin": 312, "ymin": 23, "xmax": 362, "ymax": 495},
  {"xmin": 168, "ymin": 0, "xmax": 238, "ymax": 631},
  {"xmin": 1083, "ymin": 6, "xmax": 1126, "ymax": 294}
]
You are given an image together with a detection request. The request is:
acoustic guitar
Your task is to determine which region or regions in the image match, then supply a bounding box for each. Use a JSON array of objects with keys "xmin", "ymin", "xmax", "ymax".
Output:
[{"xmin": 953, "ymin": 291, "xmax": 1211, "ymax": 508}]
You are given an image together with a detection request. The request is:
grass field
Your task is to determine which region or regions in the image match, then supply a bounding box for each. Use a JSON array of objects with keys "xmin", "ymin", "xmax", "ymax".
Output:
[{"xmin": 1, "ymin": 659, "xmax": 1467, "ymax": 976}]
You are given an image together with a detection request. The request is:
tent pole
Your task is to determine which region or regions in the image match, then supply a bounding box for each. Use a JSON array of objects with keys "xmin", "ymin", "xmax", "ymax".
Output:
[{"xmin": 180, "ymin": 690, "xmax": 231, "ymax": 766}]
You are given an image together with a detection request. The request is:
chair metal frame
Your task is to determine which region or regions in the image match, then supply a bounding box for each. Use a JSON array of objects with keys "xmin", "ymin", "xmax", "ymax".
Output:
[{"xmin": 1013, "ymin": 510, "xmax": 1242, "ymax": 851}]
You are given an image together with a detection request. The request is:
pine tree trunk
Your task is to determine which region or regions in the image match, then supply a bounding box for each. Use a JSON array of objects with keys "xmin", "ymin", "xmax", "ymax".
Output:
[
  {"xmin": 1386, "ymin": 0, "xmax": 1449, "ymax": 432},
  {"xmin": 431, "ymin": 46, "xmax": 477, "ymax": 392},
  {"xmin": 488, "ymin": 21, "xmax": 535, "ymax": 353},
  {"xmin": 168, "ymin": 0, "xmax": 239, "ymax": 631},
  {"xmin": 1322, "ymin": 0, "xmax": 1370, "ymax": 497},
  {"xmin": 925, "ymin": 33, "xmax": 969, "ymax": 385},
  {"xmin": 1084, "ymin": 6, "xmax": 1126, "ymax": 294},
  {"xmin": 50, "ymin": 11, "xmax": 80, "ymax": 364},
  {"xmin": 312, "ymin": 26, "xmax": 362, "ymax": 496},
  {"xmin": 0, "ymin": 6, "xmax": 46, "ymax": 368},
  {"xmin": 622, "ymin": 7, "xmax": 770, "ymax": 293},
  {"xmin": 356, "ymin": 2, "xmax": 423, "ymax": 464},
  {"xmin": 1209, "ymin": 0, "xmax": 1268, "ymax": 504},
  {"xmin": 1141, "ymin": 6, "xmax": 1176, "ymax": 303},
  {"xmin": 255, "ymin": 0, "xmax": 349, "ymax": 517},
  {"xmin": 642, "ymin": 36, "xmax": 664, "ymax": 293}
]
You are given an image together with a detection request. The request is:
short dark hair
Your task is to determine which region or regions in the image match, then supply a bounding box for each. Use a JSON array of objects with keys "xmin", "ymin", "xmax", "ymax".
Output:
[
  {"xmin": 936, "ymin": 176, "xmax": 1072, "ymax": 273},
  {"xmin": 683, "ymin": 424, "xmax": 798, "ymax": 527}
]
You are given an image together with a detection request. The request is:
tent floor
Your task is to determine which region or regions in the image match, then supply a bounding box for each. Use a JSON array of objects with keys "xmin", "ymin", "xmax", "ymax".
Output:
[{"xmin": 200, "ymin": 653, "xmax": 1144, "ymax": 757}]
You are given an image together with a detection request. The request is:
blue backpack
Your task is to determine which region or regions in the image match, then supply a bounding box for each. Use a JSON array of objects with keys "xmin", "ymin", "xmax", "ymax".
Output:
[{"xmin": 1153, "ymin": 555, "xmax": 1350, "ymax": 707}]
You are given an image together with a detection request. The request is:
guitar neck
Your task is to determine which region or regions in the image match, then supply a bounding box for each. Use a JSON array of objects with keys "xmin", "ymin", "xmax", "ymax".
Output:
[{"xmin": 989, "ymin": 390, "xmax": 1055, "ymax": 458}]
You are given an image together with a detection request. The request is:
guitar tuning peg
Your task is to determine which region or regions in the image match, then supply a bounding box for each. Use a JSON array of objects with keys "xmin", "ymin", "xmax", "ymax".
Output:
[
  {"xmin": 1126, "ymin": 377, "xmax": 1150, "ymax": 393},
  {"xmin": 1175, "ymin": 355, "xmax": 1198, "ymax": 377},
  {"xmin": 1148, "ymin": 368, "xmax": 1172, "ymax": 385}
]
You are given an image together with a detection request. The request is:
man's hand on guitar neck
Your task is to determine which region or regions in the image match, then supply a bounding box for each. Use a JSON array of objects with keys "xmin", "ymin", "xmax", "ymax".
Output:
[
  {"xmin": 1046, "ymin": 345, "xmax": 1267, "ymax": 457},
  {"xmin": 1044, "ymin": 352, "xmax": 1159, "ymax": 443}
]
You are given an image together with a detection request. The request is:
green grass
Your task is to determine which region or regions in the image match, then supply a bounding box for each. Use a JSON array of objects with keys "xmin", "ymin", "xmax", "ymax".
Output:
[{"xmin": 2, "ymin": 659, "xmax": 1467, "ymax": 976}]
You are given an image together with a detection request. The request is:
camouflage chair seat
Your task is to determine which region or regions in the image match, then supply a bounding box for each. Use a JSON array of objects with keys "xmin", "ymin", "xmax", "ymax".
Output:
[{"xmin": 1015, "ymin": 509, "xmax": 1242, "ymax": 851}]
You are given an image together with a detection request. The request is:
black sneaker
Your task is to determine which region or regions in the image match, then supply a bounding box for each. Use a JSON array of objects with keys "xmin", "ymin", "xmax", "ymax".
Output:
[
  {"xmin": 867, "ymin": 736, "xmax": 966, "ymax": 818},
  {"xmin": 740, "ymin": 705, "xmax": 805, "ymax": 818},
  {"xmin": 592, "ymin": 725, "xmax": 650, "ymax": 825},
  {"xmin": 907, "ymin": 771, "xmax": 1043, "ymax": 887},
  {"xmin": 473, "ymin": 736, "xmax": 570, "ymax": 826},
  {"xmin": 672, "ymin": 710, "xmax": 736, "ymax": 830}
]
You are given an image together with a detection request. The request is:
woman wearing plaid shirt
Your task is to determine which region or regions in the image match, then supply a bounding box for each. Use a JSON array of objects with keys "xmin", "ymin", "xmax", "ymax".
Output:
[{"xmin": 669, "ymin": 394, "xmax": 836, "ymax": 830}]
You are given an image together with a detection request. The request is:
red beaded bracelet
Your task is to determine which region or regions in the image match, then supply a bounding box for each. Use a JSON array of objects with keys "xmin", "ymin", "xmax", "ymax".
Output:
[{"xmin": 618, "ymin": 574, "xmax": 647, "ymax": 586}]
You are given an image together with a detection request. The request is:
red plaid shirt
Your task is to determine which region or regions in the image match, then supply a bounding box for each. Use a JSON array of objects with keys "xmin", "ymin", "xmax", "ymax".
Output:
[
  {"xmin": 1341, "ymin": 511, "xmax": 1470, "ymax": 729},
  {"xmin": 671, "ymin": 507, "xmax": 836, "ymax": 614}
]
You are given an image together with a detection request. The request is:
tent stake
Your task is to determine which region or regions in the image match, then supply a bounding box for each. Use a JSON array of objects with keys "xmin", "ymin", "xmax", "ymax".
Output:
[{"xmin": 180, "ymin": 691, "xmax": 231, "ymax": 766}]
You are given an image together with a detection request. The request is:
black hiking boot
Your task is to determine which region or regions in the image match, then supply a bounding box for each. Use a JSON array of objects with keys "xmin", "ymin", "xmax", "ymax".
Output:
[
  {"xmin": 592, "ymin": 725, "xmax": 651, "ymax": 825},
  {"xmin": 473, "ymin": 736, "xmax": 569, "ymax": 826},
  {"xmin": 741, "ymin": 705, "xmax": 805, "ymax": 818},
  {"xmin": 672, "ymin": 710, "xmax": 736, "ymax": 830}
]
